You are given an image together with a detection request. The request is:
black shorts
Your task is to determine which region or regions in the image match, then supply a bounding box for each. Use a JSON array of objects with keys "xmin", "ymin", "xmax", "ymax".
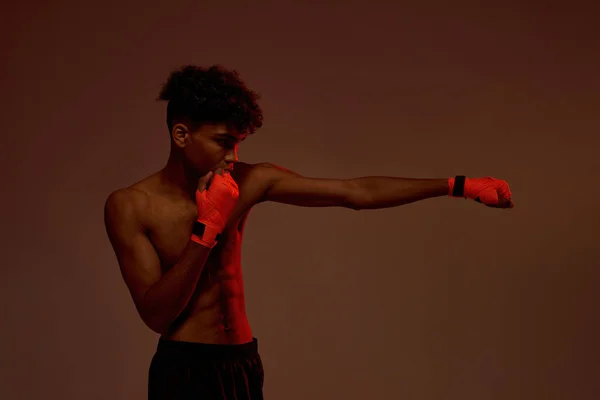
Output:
[{"xmin": 148, "ymin": 337, "xmax": 264, "ymax": 400}]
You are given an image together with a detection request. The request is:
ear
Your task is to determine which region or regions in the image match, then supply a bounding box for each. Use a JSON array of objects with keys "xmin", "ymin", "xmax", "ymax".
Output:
[{"xmin": 171, "ymin": 123, "xmax": 190, "ymax": 149}]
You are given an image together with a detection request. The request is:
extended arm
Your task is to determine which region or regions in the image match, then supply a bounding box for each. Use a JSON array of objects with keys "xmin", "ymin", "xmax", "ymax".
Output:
[
  {"xmin": 254, "ymin": 163, "xmax": 513, "ymax": 209},
  {"xmin": 346, "ymin": 176, "xmax": 449, "ymax": 209}
]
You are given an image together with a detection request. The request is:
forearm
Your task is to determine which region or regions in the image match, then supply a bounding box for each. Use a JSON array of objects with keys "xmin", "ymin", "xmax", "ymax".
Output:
[
  {"xmin": 351, "ymin": 177, "xmax": 449, "ymax": 209},
  {"xmin": 142, "ymin": 240, "xmax": 212, "ymax": 334}
]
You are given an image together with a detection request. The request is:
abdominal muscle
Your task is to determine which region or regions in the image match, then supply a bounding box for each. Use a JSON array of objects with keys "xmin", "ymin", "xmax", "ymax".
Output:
[
  {"xmin": 153, "ymin": 179, "xmax": 257, "ymax": 345},
  {"xmin": 161, "ymin": 245, "xmax": 254, "ymax": 345}
]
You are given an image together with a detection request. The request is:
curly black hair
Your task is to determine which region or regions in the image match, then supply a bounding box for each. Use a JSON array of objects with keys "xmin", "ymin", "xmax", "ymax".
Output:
[{"xmin": 158, "ymin": 65, "xmax": 263, "ymax": 135}]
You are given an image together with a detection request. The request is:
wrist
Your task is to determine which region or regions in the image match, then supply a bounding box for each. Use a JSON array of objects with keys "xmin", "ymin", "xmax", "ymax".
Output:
[
  {"xmin": 448, "ymin": 175, "xmax": 466, "ymax": 197},
  {"xmin": 190, "ymin": 221, "xmax": 222, "ymax": 248}
]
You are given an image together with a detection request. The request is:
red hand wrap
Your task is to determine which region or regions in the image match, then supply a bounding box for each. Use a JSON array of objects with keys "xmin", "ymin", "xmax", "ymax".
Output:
[
  {"xmin": 191, "ymin": 173, "xmax": 239, "ymax": 248},
  {"xmin": 448, "ymin": 176, "xmax": 512, "ymax": 206}
]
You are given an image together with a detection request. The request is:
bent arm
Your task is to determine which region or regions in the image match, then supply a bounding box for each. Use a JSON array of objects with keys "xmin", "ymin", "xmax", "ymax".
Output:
[{"xmin": 104, "ymin": 189, "xmax": 211, "ymax": 335}]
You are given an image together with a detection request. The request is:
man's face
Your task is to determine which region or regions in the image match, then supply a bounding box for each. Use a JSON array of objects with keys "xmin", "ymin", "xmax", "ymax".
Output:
[{"xmin": 172, "ymin": 122, "xmax": 246, "ymax": 177}]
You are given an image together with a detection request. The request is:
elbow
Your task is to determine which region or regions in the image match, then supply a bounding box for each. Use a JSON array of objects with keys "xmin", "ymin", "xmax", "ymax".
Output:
[
  {"xmin": 139, "ymin": 307, "xmax": 171, "ymax": 335},
  {"xmin": 147, "ymin": 320, "xmax": 169, "ymax": 335},
  {"xmin": 145, "ymin": 316, "xmax": 171, "ymax": 335},
  {"xmin": 346, "ymin": 199, "xmax": 363, "ymax": 211},
  {"xmin": 345, "ymin": 183, "xmax": 369, "ymax": 211},
  {"xmin": 136, "ymin": 290, "xmax": 174, "ymax": 335}
]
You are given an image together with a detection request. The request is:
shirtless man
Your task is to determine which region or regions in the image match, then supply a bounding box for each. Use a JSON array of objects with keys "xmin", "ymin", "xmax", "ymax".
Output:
[{"xmin": 104, "ymin": 65, "xmax": 514, "ymax": 400}]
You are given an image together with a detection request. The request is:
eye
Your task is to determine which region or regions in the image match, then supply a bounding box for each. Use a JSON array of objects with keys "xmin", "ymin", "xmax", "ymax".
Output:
[{"xmin": 216, "ymin": 138, "xmax": 236, "ymax": 149}]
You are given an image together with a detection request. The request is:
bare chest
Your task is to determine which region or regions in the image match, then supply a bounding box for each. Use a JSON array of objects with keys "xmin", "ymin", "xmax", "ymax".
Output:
[{"xmin": 145, "ymin": 197, "xmax": 249, "ymax": 272}]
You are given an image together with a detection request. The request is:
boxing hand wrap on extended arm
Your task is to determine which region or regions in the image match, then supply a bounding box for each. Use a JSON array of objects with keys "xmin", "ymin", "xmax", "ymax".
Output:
[
  {"xmin": 448, "ymin": 175, "xmax": 466, "ymax": 197},
  {"xmin": 191, "ymin": 173, "xmax": 239, "ymax": 249},
  {"xmin": 448, "ymin": 175, "xmax": 511, "ymax": 205}
]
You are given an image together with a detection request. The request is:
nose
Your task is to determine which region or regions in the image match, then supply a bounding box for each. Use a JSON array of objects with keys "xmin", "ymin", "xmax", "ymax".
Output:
[{"xmin": 224, "ymin": 144, "xmax": 239, "ymax": 163}]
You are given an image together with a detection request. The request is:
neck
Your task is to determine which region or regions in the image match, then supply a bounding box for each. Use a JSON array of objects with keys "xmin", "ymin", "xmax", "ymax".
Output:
[{"xmin": 159, "ymin": 152, "xmax": 199, "ymax": 199}]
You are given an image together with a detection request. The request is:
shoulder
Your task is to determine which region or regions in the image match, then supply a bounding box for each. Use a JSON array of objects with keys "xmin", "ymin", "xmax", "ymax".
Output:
[
  {"xmin": 104, "ymin": 185, "xmax": 151, "ymax": 230},
  {"xmin": 231, "ymin": 162, "xmax": 289, "ymax": 204},
  {"xmin": 233, "ymin": 162, "xmax": 294, "ymax": 182},
  {"xmin": 104, "ymin": 173, "xmax": 161, "ymax": 221}
]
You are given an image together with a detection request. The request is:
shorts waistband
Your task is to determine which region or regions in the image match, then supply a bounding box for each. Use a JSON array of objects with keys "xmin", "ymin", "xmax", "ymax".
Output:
[{"xmin": 156, "ymin": 337, "xmax": 259, "ymax": 360}]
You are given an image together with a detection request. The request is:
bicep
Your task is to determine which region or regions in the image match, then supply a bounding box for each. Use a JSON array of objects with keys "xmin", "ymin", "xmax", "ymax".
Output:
[
  {"xmin": 257, "ymin": 163, "xmax": 359, "ymax": 208},
  {"xmin": 104, "ymin": 190, "xmax": 162, "ymax": 312}
]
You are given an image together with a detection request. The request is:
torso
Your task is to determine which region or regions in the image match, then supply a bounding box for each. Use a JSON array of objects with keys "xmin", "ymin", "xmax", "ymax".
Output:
[{"xmin": 131, "ymin": 163, "xmax": 262, "ymax": 344}]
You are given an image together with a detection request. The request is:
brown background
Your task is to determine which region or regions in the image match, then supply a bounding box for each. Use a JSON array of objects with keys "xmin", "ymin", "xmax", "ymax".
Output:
[{"xmin": 2, "ymin": 1, "xmax": 599, "ymax": 399}]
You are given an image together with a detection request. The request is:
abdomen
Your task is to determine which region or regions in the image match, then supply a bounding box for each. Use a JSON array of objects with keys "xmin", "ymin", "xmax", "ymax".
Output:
[{"xmin": 163, "ymin": 258, "xmax": 252, "ymax": 344}]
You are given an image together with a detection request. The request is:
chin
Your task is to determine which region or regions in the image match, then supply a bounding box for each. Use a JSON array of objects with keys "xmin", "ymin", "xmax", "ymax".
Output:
[{"xmin": 189, "ymin": 166, "xmax": 211, "ymax": 178}]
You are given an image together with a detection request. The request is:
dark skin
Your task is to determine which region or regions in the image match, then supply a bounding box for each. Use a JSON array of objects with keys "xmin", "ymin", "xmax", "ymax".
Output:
[{"xmin": 104, "ymin": 122, "xmax": 514, "ymax": 344}]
